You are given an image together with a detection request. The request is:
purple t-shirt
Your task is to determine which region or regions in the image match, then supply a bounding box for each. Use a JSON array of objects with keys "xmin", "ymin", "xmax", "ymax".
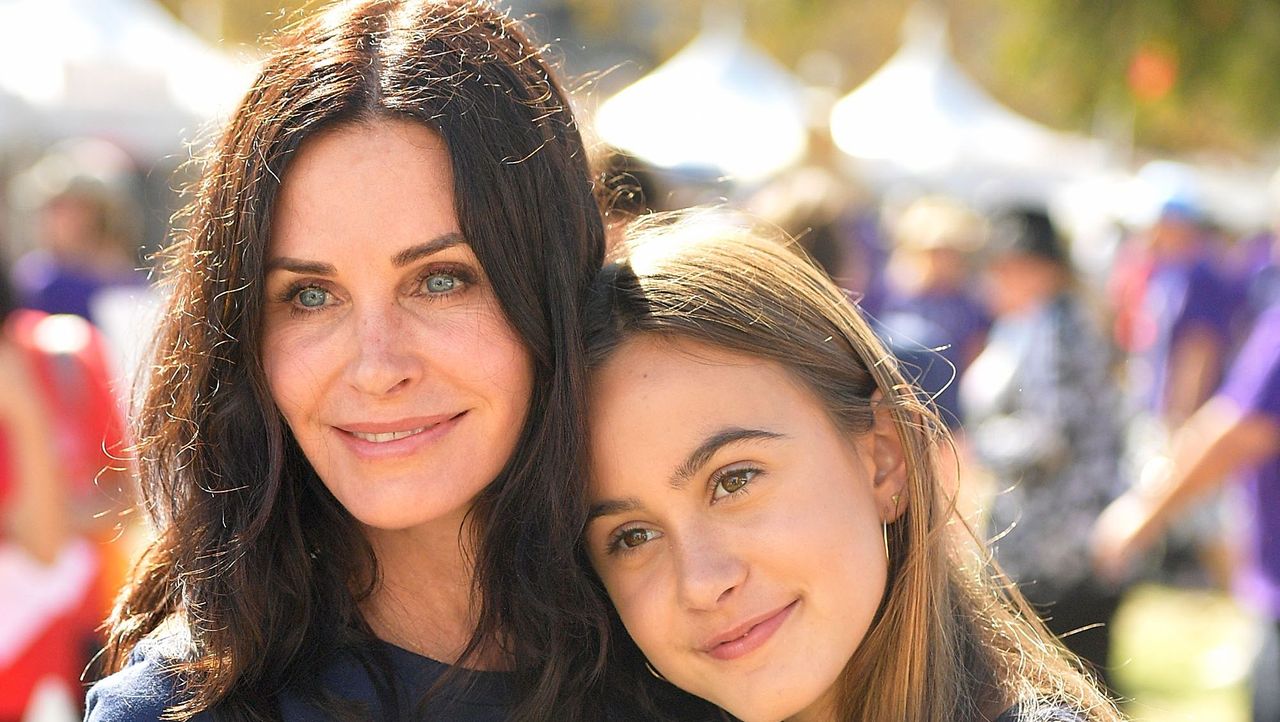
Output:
[
  {"xmin": 1140, "ymin": 256, "xmax": 1239, "ymax": 414},
  {"xmin": 10, "ymin": 250, "xmax": 146, "ymax": 321},
  {"xmin": 878, "ymin": 289, "xmax": 990, "ymax": 428},
  {"xmin": 1219, "ymin": 302, "xmax": 1280, "ymax": 617}
]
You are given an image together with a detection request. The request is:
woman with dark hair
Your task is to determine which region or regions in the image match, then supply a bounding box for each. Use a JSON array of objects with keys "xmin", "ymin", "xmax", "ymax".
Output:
[
  {"xmin": 85, "ymin": 1, "xmax": 624, "ymax": 720},
  {"xmin": 581, "ymin": 214, "xmax": 1122, "ymax": 722}
]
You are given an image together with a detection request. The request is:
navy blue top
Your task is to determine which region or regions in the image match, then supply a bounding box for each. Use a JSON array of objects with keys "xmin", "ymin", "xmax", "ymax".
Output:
[
  {"xmin": 85, "ymin": 638, "xmax": 513, "ymax": 722},
  {"xmin": 993, "ymin": 703, "xmax": 1089, "ymax": 722}
]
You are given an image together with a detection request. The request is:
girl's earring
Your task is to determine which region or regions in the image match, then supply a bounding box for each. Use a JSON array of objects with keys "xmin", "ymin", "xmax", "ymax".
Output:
[
  {"xmin": 884, "ymin": 494, "xmax": 903, "ymax": 561},
  {"xmin": 645, "ymin": 660, "xmax": 666, "ymax": 681}
]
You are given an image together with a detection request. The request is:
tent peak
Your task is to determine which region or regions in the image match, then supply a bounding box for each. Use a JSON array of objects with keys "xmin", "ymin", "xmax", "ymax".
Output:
[
  {"xmin": 901, "ymin": 1, "xmax": 950, "ymax": 55},
  {"xmin": 700, "ymin": 0, "xmax": 745, "ymax": 42}
]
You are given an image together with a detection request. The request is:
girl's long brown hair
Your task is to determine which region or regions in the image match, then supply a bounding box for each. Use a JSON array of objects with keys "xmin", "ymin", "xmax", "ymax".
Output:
[
  {"xmin": 584, "ymin": 212, "xmax": 1123, "ymax": 722},
  {"xmin": 101, "ymin": 2, "xmax": 610, "ymax": 719}
]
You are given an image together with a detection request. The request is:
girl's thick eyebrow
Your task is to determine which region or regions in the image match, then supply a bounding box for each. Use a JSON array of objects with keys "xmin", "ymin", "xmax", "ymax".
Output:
[
  {"xmin": 670, "ymin": 427, "xmax": 784, "ymax": 488},
  {"xmin": 587, "ymin": 497, "xmax": 641, "ymax": 522},
  {"xmin": 265, "ymin": 232, "xmax": 467, "ymax": 274},
  {"xmin": 588, "ymin": 427, "xmax": 785, "ymax": 522}
]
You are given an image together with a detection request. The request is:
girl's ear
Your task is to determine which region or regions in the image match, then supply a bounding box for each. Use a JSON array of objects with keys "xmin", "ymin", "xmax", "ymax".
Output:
[{"xmin": 867, "ymin": 390, "xmax": 909, "ymax": 522}]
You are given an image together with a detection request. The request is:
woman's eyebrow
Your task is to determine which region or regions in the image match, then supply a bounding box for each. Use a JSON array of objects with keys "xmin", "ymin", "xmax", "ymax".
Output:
[
  {"xmin": 392, "ymin": 232, "xmax": 466, "ymax": 267},
  {"xmin": 265, "ymin": 232, "xmax": 467, "ymax": 274}
]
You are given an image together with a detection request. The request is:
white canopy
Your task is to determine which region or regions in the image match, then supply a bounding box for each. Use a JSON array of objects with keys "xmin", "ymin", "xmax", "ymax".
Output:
[
  {"xmin": 829, "ymin": 4, "xmax": 1108, "ymax": 204},
  {"xmin": 593, "ymin": 13, "xmax": 808, "ymax": 183},
  {"xmin": 0, "ymin": 0, "xmax": 255, "ymax": 157}
]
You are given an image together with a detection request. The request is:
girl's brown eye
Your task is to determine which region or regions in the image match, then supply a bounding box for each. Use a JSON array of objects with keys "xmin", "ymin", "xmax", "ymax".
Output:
[
  {"xmin": 712, "ymin": 468, "xmax": 758, "ymax": 500},
  {"xmin": 621, "ymin": 528, "xmax": 656, "ymax": 549},
  {"xmin": 720, "ymin": 473, "xmax": 749, "ymax": 494}
]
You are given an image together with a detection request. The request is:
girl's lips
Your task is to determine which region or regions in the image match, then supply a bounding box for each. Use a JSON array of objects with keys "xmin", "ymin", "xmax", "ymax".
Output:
[
  {"xmin": 702, "ymin": 599, "xmax": 799, "ymax": 661},
  {"xmin": 334, "ymin": 412, "xmax": 466, "ymax": 459}
]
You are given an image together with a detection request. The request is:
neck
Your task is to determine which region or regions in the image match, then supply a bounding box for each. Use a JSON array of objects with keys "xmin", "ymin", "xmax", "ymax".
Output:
[
  {"xmin": 360, "ymin": 508, "xmax": 504, "ymax": 669},
  {"xmin": 788, "ymin": 686, "xmax": 839, "ymax": 722}
]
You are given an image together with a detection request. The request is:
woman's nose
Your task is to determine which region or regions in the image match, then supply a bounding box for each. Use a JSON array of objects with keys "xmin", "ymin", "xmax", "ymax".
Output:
[{"xmin": 345, "ymin": 304, "xmax": 422, "ymax": 396}]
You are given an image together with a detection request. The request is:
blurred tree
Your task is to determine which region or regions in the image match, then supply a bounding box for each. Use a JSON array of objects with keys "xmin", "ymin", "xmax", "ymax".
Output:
[
  {"xmin": 156, "ymin": 0, "xmax": 1280, "ymax": 155},
  {"xmin": 972, "ymin": 0, "xmax": 1280, "ymax": 153},
  {"xmin": 155, "ymin": 0, "xmax": 308, "ymax": 47}
]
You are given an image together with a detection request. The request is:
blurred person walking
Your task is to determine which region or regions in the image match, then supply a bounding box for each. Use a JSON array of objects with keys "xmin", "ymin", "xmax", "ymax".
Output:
[
  {"xmin": 960, "ymin": 208, "xmax": 1128, "ymax": 692},
  {"xmin": 1095, "ymin": 227, "xmax": 1280, "ymax": 722},
  {"xmin": 1127, "ymin": 198, "xmax": 1238, "ymax": 428},
  {"xmin": 1110, "ymin": 195, "xmax": 1243, "ymax": 590}
]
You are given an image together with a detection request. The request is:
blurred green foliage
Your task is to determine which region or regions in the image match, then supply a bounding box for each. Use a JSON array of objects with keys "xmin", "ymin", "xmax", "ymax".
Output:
[
  {"xmin": 979, "ymin": 0, "xmax": 1280, "ymax": 153},
  {"xmin": 162, "ymin": 0, "xmax": 1280, "ymax": 154}
]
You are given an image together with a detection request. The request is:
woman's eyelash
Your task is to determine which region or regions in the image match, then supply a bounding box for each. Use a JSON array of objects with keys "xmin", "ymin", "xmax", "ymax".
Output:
[
  {"xmin": 415, "ymin": 263, "xmax": 478, "ymax": 296},
  {"xmin": 276, "ymin": 281, "xmax": 332, "ymax": 315},
  {"xmin": 271, "ymin": 263, "xmax": 480, "ymax": 314}
]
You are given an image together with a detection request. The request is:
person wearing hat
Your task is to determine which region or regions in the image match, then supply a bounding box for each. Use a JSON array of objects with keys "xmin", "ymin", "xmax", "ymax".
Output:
[
  {"xmin": 960, "ymin": 208, "xmax": 1128, "ymax": 694},
  {"xmin": 878, "ymin": 196, "xmax": 991, "ymax": 430}
]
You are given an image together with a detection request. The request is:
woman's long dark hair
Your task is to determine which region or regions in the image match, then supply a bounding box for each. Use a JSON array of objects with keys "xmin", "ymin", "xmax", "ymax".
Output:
[{"xmin": 101, "ymin": 2, "xmax": 609, "ymax": 719}]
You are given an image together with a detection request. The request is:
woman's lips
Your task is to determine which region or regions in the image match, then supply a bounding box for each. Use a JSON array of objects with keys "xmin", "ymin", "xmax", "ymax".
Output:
[
  {"xmin": 334, "ymin": 412, "xmax": 466, "ymax": 459},
  {"xmin": 701, "ymin": 599, "xmax": 799, "ymax": 661}
]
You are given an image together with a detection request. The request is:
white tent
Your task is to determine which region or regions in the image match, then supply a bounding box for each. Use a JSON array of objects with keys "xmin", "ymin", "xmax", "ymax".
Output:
[
  {"xmin": 0, "ymin": 0, "xmax": 255, "ymax": 158},
  {"xmin": 829, "ymin": 4, "xmax": 1109, "ymax": 205},
  {"xmin": 593, "ymin": 12, "xmax": 808, "ymax": 184}
]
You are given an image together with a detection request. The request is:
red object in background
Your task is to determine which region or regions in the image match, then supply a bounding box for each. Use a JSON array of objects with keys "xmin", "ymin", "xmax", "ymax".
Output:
[
  {"xmin": 1128, "ymin": 44, "xmax": 1179, "ymax": 102},
  {"xmin": 1109, "ymin": 243, "xmax": 1158, "ymax": 353},
  {"xmin": 0, "ymin": 310, "xmax": 128, "ymax": 720}
]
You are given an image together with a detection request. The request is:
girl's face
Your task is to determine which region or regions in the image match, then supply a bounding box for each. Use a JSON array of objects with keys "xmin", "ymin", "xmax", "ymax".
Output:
[
  {"xmin": 586, "ymin": 335, "xmax": 904, "ymax": 722},
  {"xmin": 261, "ymin": 119, "xmax": 533, "ymax": 536}
]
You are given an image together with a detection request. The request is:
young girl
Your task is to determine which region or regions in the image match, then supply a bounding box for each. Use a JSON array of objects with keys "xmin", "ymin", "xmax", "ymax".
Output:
[{"xmin": 582, "ymin": 214, "xmax": 1123, "ymax": 722}]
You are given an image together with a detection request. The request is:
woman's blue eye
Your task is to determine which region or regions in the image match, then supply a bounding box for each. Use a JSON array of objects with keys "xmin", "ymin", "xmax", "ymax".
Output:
[
  {"xmin": 297, "ymin": 287, "xmax": 328, "ymax": 308},
  {"xmin": 712, "ymin": 469, "xmax": 757, "ymax": 500},
  {"xmin": 423, "ymin": 273, "xmax": 458, "ymax": 293}
]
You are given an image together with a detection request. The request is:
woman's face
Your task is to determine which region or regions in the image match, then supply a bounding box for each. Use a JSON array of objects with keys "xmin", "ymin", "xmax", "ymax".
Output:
[
  {"xmin": 586, "ymin": 335, "xmax": 902, "ymax": 722},
  {"xmin": 261, "ymin": 119, "xmax": 533, "ymax": 535}
]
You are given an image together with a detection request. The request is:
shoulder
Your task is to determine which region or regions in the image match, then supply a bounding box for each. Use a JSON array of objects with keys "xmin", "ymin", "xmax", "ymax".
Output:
[
  {"xmin": 992, "ymin": 702, "xmax": 1091, "ymax": 722},
  {"xmin": 85, "ymin": 640, "xmax": 209, "ymax": 722}
]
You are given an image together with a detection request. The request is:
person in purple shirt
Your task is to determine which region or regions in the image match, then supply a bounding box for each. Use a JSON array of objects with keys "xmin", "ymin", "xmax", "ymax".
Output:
[
  {"xmin": 1094, "ymin": 300, "xmax": 1280, "ymax": 722},
  {"xmin": 878, "ymin": 196, "xmax": 990, "ymax": 428},
  {"xmin": 1130, "ymin": 198, "xmax": 1240, "ymax": 428},
  {"xmin": 8, "ymin": 138, "xmax": 149, "ymax": 322}
]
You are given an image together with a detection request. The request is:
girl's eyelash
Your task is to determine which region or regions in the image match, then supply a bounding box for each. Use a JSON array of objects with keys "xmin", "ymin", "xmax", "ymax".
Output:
[
  {"xmin": 708, "ymin": 465, "xmax": 761, "ymax": 502},
  {"xmin": 605, "ymin": 526, "xmax": 657, "ymax": 557}
]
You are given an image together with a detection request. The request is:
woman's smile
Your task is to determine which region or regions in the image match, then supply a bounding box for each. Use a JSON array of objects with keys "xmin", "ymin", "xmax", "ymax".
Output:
[{"xmin": 334, "ymin": 411, "xmax": 469, "ymax": 459}]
